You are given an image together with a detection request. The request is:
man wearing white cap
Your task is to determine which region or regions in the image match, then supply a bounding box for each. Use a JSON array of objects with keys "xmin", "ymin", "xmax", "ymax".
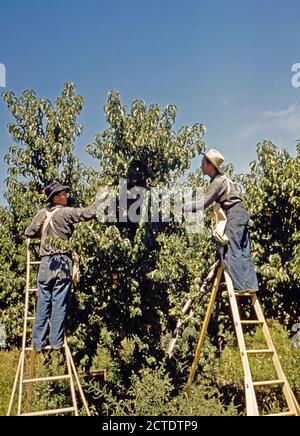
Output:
[{"xmin": 187, "ymin": 149, "xmax": 259, "ymax": 293}]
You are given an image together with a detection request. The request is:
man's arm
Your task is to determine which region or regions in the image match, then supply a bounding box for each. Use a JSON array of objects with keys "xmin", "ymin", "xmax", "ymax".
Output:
[
  {"xmin": 185, "ymin": 177, "xmax": 228, "ymax": 213},
  {"xmin": 64, "ymin": 186, "xmax": 112, "ymax": 224},
  {"xmin": 25, "ymin": 209, "xmax": 46, "ymax": 238}
]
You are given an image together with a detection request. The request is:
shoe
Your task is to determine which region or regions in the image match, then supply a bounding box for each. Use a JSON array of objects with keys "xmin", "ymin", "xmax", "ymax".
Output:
[
  {"xmin": 33, "ymin": 345, "xmax": 50, "ymax": 352},
  {"xmin": 51, "ymin": 344, "xmax": 64, "ymax": 351}
]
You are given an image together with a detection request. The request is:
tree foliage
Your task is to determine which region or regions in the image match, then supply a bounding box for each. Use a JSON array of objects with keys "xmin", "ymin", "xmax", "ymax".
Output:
[{"xmin": 1, "ymin": 85, "xmax": 299, "ymax": 415}]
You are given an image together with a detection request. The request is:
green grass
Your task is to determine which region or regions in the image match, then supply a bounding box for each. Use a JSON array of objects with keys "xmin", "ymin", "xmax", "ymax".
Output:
[
  {"xmin": 0, "ymin": 349, "xmax": 19, "ymax": 416},
  {"xmin": 2, "ymin": 320, "xmax": 299, "ymax": 416}
]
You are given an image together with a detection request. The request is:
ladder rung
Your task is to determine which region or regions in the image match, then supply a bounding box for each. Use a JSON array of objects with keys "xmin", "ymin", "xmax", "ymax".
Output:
[
  {"xmin": 21, "ymin": 407, "xmax": 75, "ymax": 416},
  {"xmin": 23, "ymin": 375, "xmax": 70, "ymax": 383},
  {"xmin": 25, "ymin": 346, "xmax": 53, "ymax": 351},
  {"xmin": 29, "ymin": 288, "xmax": 38, "ymax": 292},
  {"xmin": 266, "ymin": 411, "xmax": 296, "ymax": 417},
  {"xmin": 234, "ymin": 292, "xmax": 257, "ymax": 297},
  {"xmin": 253, "ymin": 380, "xmax": 285, "ymax": 387},
  {"xmin": 27, "ymin": 317, "xmax": 35, "ymax": 321},
  {"xmin": 222, "ymin": 291, "xmax": 257, "ymax": 298},
  {"xmin": 246, "ymin": 349, "xmax": 274, "ymax": 354},
  {"xmin": 241, "ymin": 320, "xmax": 264, "ymax": 325},
  {"xmin": 29, "ymin": 261, "xmax": 41, "ymax": 265},
  {"xmin": 24, "ymin": 345, "xmax": 66, "ymax": 352}
]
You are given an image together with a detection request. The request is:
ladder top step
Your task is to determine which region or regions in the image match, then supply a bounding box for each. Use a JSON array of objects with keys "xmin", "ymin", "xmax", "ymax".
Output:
[
  {"xmin": 266, "ymin": 412, "xmax": 296, "ymax": 417},
  {"xmin": 222, "ymin": 291, "xmax": 257, "ymax": 298},
  {"xmin": 253, "ymin": 380, "xmax": 285, "ymax": 387},
  {"xmin": 235, "ymin": 293, "xmax": 257, "ymax": 297},
  {"xmin": 25, "ymin": 345, "xmax": 61, "ymax": 351},
  {"xmin": 240, "ymin": 320, "xmax": 264, "ymax": 325},
  {"xmin": 21, "ymin": 407, "xmax": 75, "ymax": 416},
  {"xmin": 23, "ymin": 375, "xmax": 70, "ymax": 384},
  {"xmin": 25, "ymin": 346, "xmax": 51, "ymax": 351},
  {"xmin": 246, "ymin": 349, "xmax": 274, "ymax": 354}
]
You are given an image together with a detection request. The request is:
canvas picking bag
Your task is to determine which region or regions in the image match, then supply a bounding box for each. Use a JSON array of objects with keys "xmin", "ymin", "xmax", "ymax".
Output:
[{"xmin": 211, "ymin": 176, "xmax": 231, "ymax": 245}]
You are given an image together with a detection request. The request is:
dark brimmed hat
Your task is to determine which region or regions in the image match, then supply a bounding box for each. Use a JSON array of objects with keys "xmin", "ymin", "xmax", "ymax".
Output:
[{"xmin": 44, "ymin": 180, "xmax": 70, "ymax": 202}]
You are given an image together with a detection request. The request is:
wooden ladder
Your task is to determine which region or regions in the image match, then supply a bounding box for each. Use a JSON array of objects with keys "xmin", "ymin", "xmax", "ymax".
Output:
[
  {"xmin": 185, "ymin": 260, "xmax": 300, "ymax": 416},
  {"xmin": 7, "ymin": 239, "xmax": 90, "ymax": 416}
]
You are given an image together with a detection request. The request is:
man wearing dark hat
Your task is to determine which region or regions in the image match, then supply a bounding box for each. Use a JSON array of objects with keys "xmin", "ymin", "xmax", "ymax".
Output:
[
  {"xmin": 186, "ymin": 149, "xmax": 258, "ymax": 293},
  {"xmin": 25, "ymin": 181, "xmax": 111, "ymax": 351}
]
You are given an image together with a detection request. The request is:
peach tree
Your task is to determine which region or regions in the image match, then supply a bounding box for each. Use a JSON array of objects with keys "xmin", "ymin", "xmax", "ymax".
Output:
[{"xmin": 0, "ymin": 82, "xmax": 92, "ymax": 345}]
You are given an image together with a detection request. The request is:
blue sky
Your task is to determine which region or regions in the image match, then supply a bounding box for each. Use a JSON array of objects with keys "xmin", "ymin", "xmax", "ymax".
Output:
[{"xmin": 1, "ymin": 0, "xmax": 300, "ymax": 203}]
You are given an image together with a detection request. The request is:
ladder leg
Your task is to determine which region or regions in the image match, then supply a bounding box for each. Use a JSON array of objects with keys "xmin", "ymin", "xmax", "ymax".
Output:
[
  {"xmin": 66, "ymin": 345, "xmax": 91, "ymax": 416},
  {"xmin": 223, "ymin": 265, "xmax": 259, "ymax": 416},
  {"xmin": 185, "ymin": 263, "xmax": 223, "ymax": 395},
  {"xmin": 7, "ymin": 353, "xmax": 22, "ymax": 416},
  {"xmin": 64, "ymin": 339, "xmax": 79, "ymax": 416},
  {"xmin": 26, "ymin": 263, "xmax": 38, "ymax": 414},
  {"xmin": 17, "ymin": 351, "xmax": 26, "ymax": 416},
  {"xmin": 289, "ymin": 388, "xmax": 300, "ymax": 416},
  {"xmin": 17, "ymin": 240, "xmax": 32, "ymax": 415}
]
